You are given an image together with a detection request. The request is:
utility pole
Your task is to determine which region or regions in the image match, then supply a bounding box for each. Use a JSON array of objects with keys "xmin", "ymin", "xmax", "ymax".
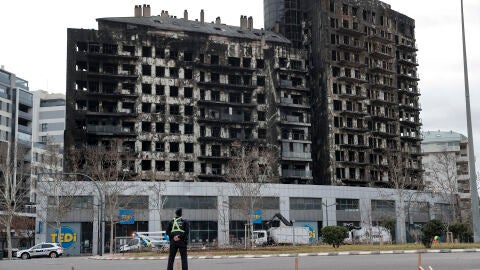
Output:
[{"xmin": 460, "ymin": 0, "xmax": 480, "ymax": 242}]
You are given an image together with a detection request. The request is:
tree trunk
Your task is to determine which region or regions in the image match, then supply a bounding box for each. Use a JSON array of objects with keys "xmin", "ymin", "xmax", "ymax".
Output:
[
  {"xmin": 56, "ymin": 220, "xmax": 63, "ymax": 247},
  {"xmin": 109, "ymin": 220, "xmax": 114, "ymax": 254},
  {"xmin": 6, "ymin": 220, "xmax": 12, "ymax": 260},
  {"xmin": 397, "ymin": 199, "xmax": 407, "ymax": 244}
]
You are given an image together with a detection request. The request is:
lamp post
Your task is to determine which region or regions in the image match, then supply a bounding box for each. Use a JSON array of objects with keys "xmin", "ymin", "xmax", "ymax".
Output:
[
  {"xmin": 460, "ymin": 0, "xmax": 480, "ymax": 243},
  {"xmin": 37, "ymin": 172, "xmax": 104, "ymax": 256},
  {"xmin": 322, "ymin": 202, "xmax": 337, "ymax": 227}
]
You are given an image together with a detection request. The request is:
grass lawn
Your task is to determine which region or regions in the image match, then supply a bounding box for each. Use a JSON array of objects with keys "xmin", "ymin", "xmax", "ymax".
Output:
[{"xmin": 123, "ymin": 243, "xmax": 480, "ymax": 257}]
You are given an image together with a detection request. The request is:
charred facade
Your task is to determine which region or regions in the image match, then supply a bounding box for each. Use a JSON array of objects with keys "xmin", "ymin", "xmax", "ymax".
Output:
[
  {"xmin": 265, "ymin": 0, "xmax": 422, "ymax": 187},
  {"xmin": 65, "ymin": 7, "xmax": 312, "ymax": 183}
]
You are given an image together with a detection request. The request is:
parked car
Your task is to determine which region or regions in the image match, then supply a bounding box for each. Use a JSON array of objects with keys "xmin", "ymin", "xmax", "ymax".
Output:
[{"xmin": 16, "ymin": 243, "xmax": 63, "ymax": 259}]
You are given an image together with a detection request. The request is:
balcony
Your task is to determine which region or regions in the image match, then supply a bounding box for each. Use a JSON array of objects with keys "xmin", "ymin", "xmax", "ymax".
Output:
[
  {"xmin": 282, "ymin": 169, "xmax": 312, "ymax": 178},
  {"xmin": 368, "ymin": 33, "xmax": 394, "ymax": 44},
  {"xmin": 339, "ymin": 126, "xmax": 369, "ymax": 133},
  {"xmin": 85, "ymin": 108, "xmax": 137, "ymax": 118},
  {"xmin": 279, "ymin": 98, "xmax": 310, "ymax": 109},
  {"xmin": 197, "ymin": 99, "xmax": 256, "ymax": 108},
  {"xmin": 398, "ymin": 88, "xmax": 421, "ymax": 96},
  {"xmin": 84, "ymin": 70, "xmax": 138, "ymax": 80},
  {"xmin": 371, "ymin": 129, "xmax": 398, "ymax": 138},
  {"xmin": 397, "ymin": 58, "xmax": 418, "ymax": 67},
  {"xmin": 83, "ymin": 90, "xmax": 138, "ymax": 99},
  {"xmin": 397, "ymin": 72, "xmax": 420, "ymax": 81},
  {"xmin": 400, "ymin": 132, "xmax": 423, "ymax": 141},
  {"xmin": 282, "ymin": 151, "xmax": 312, "ymax": 160},
  {"xmin": 18, "ymin": 110, "xmax": 33, "ymax": 121},
  {"xmin": 336, "ymin": 26, "xmax": 365, "ymax": 37},
  {"xmin": 197, "ymin": 81, "xmax": 256, "ymax": 91},
  {"xmin": 369, "ymin": 97, "xmax": 397, "ymax": 106},
  {"xmin": 18, "ymin": 124, "xmax": 32, "ymax": 135},
  {"xmin": 369, "ymin": 64, "xmax": 395, "ymax": 75},
  {"xmin": 336, "ymin": 75, "xmax": 368, "ymax": 84},
  {"xmin": 277, "ymin": 80, "xmax": 310, "ymax": 92},
  {"xmin": 86, "ymin": 125, "xmax": 136, "ymax": 136},
  {"xmin": 369, "ymin": 50, "xmax": 394, "ymax": 60},
  {"xmin": 368, "ymin": 113, "xmax": 397, "ymax": 122},
  {"xmin": 198, "ymin": 114, "xmax": 256, "ymax": 125},
  {"xmin": 336, "ymin": 43, "xmax": 366, "ymax": 53},
  {"xmin": 198, "ymin": 154, "xmax": 232, "ymax": 161},
  {"xmin": 369, "ymin": 81, "xmax": 396, "ymax": 90},
  {"xmin": 195, "ymin": 62, "xmax": 256, "ymax": 73},
  {"xmin": 339, "ymin": 109, "xmax": 368, "ymax": 117},
  {"xmin": 399, "ymin": 117, "xmax": 422, "ymax": 127},
  {"xmin": 280, "ymin": 115, "xmax": 311, "ymax": 126},
  {"xmin": 397, "ymin": 42, "xmax": 418, "ymax": 52},
  {"xmin": 338, "ymin": 92, "xmax": 367, "ymax": 100},
  {"xmin": 339, "ymin": 142, "xmax": 370, "ymax": 149}
]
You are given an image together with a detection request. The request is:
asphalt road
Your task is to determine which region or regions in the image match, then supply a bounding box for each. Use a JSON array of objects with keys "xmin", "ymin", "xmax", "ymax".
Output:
[{"xmin": 0, "ymin": 253, "xmax": 478, "ymax": 270}]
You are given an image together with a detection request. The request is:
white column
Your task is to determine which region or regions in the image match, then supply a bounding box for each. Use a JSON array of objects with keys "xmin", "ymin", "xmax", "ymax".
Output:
[
  {"xmin": 217, "ymin": 195, "xmax": 229, "ymax": 246},
  {"xmin": 359, "ymin": 198, "xmax": 371, "ymax": 228},
  {"xmin": 92, "ymin": 195, "xmax": 99, "ymax": 255}
]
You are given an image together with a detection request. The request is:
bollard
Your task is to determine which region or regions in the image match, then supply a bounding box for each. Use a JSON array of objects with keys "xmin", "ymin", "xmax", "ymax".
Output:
[
  {"xmin": 417, "ymin": 253, "xmax": 422, "ymax": 270},
  {"xmin": 177, "ymin": 261, "xmax": 181, "ymax": 270},
  {"xmin": 295, "ymin": 256, "xmax": 298, "ymax": 270}
]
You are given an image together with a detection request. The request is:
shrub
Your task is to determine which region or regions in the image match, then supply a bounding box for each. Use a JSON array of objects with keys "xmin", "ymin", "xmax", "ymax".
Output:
[
  {"xmin": 321, "ymin": 226, "xmax": 348, "ymax": 248},
  {"xmin": 421, "ymin": 219, "xmax": 445, "ymax": 248},
  {"xmin": 449, "ymin": 222, "xmax": 473, "ymax": 242}
]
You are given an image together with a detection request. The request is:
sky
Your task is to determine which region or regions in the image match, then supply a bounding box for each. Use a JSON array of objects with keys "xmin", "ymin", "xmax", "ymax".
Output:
[{"xmin": 1, "ymin": 0, "xmax": 479, "ymax": 173}]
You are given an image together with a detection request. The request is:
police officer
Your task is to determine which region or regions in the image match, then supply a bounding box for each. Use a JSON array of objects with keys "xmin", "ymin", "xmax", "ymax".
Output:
[{"xmin": 166, "ymin": 208, "xmax": 189, "ymax": 270}]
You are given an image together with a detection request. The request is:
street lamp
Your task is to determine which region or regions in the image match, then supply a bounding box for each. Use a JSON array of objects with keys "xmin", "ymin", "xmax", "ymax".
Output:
[
  {"xmin": 322, "ymin": 202, "xmax": 337, "ymax": 227},
  {"xmin": 37, "ymin": 172, "xmax": 104, "ymax": 256}
]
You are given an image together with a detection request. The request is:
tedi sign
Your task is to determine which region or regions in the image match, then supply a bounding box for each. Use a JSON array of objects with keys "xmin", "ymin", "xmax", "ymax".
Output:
[{"xmin": 50, "ymin": 226, "xmax": 77, "ymax": 249}]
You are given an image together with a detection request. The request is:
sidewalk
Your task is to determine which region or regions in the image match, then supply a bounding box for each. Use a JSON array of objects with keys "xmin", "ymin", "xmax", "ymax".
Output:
[{"xmin": 90, "ymin": 248, "xmax": 480, "ymax": 260}]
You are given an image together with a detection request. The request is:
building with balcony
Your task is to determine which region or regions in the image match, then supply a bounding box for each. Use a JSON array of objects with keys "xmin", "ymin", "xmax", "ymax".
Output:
[
  {"xmin": 422, "ymin": 130, "xmax": 472, "ymax": 223},
  {"xmin": 264, "ymin": 0, "xmax": 422, "ymax": 187},
  {"xmin": 65, "ymin": 5, "xmax": 312, "ymax": 184}
]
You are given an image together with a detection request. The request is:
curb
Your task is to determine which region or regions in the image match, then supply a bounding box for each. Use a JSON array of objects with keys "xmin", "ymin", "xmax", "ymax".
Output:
[{"xmin": 89, "ymin": 248, "xmax": 480, "ymax": 260}]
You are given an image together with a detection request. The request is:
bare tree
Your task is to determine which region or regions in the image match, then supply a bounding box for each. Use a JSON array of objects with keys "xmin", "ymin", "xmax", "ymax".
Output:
[
  {"xmin": 225, "ymin": 145, "xmax": 278, "ymax": 248},
  {"xmin": 83, "ymin": 141, "xmax": 137, "ymax": 254},
  {"xmin": 146, "ymin": 175, "xmax": 167, "ymax": 231},
  {"xmin": 424, "ymin": 152, "xmax": 461, "ymax": 223},
  {"xmin": 0, "ymin": 142, "xmax": 31, "ymax": 259}
]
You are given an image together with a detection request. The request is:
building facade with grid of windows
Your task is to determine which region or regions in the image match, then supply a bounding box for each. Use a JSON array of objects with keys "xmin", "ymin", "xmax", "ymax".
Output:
[
  {"xmin": 264, "ymin": 0, "xmax": 423, "ymax": 187},
  {"xmin": 65, "ymin": 6, "xmax": 312, "ymax": 184}
]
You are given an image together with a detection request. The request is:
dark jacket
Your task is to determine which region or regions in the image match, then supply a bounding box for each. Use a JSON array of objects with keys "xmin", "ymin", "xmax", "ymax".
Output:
[{"xmin": 166, "ymin": 216, "xmax": 189, "ymax": 244}]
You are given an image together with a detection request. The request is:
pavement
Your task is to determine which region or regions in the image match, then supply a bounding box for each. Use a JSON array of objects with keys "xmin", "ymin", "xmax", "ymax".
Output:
[{"xmin": 90, "ymin": 248, "xmax": 480, "ymax": 260}]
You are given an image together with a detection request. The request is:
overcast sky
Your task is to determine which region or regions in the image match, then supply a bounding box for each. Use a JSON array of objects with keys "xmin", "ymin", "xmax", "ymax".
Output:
[{"xmin": 1, "ymin": 0, "xmax": 479, "ymax": 172}]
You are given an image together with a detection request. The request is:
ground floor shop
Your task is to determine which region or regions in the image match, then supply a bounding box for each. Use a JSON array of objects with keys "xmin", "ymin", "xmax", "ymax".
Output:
[{"xmin": 35, "ymin": 182, "xmax": 451, "ymax": 255}]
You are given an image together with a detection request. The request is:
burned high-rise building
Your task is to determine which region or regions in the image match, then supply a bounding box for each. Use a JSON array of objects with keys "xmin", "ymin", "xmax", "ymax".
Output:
[
  {"xmin": 265, "ymin": 0, "xmax": 422, "ymax": 187},
  {"xmin": 65, "ymin": 5, "xmax": 312, "ymax": 183}
]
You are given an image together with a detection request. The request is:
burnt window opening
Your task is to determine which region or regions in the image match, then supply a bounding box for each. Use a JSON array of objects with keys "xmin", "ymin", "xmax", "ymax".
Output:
[
  {"xmin": 169, "ymin": 68, "xmax": 179, "ymax": 78},
  {"xmin": 342, "ymin": 4, "xmax": 348, "ymax": 15},
  {"xmin": 142, "ymin": 103, "xmax": 151, "ymax": 113},
  {"xmin": 292, "ymin": 77, "xmax": 303, "ymax": 87},
  {"xmin": 170, "ymin": 123, "xmax": 179, "ymax": 133},
  {"xmin": 258, "ymin": 128, "xmax": 266, "ymax": 139},
  {"xmin": 155, "ymin": 104, "xmax": 165, "ymax": 114},
  {"xmin": 352, "ymin": 7, "xmax": 358, "ymax": 16},
  {"xmin": 156, "ymin": 160, "xmax": 165, "ymax": 171},
  {"xmin": 122, "ymin": 83, "xmax": 134, "ymax": 94},
  {"xmin": 142, "ymin": 46, "xmax": 152, "ymax": 57},
  {"xmin": 256, "ymin": 59, "xmax": 265, "ymax": 69},
  {"xmin": 156, "ymin": 122, "xmax": 165, "ymax": 133},
  {"xmin": 142, "ymin": 141, "xmax": 151, "ymax": 151},
  {"xmin": 243, "ymin": 58, "xmax": 251, "ymax": 68},
  {"xmin": 329, "ymin": 1, "xmax": 335, "ymax": 12},
  {"xmin": 184, "ymin": 87, "xmax": 193, "ymax": 98},
  {"xmin": 199, "ymin": 54, "xmax": 205, "ymax": 63},
  {"xmin": 258, "ymin": 111, "xmax": 266, "ymax": 121},
  {"xmin": 142, "ymin": 84, "xmax": 152, "ymax": 94},
  {"xmin": 122, "ymin": 64, "xmax": 135, "ymax": 75},
  {"xmin": 123, "ymin": 45, "xmax": 135, "ymax": 56},
  {"xmin": 243, "ymin": 75, "xmax": 252, "ymax": 86},
  {"xmin": 103, "ymin": 44, "xmax": 118, "ymax": 55},
  {"xmin": 228, "ymin": 57, "xmax": 241, "ymax": 67},
  {"xmin": 185, "ymin": 143, "xmax": 194, "ymax": 153},
  {"xmin": 155, "ymin": 66, "xmax": 165, "ymax": 77},
  {"xmin": 184, "ymin": 69, "xmax": 193, "ymax": 79},
  {"xmin": 184, "ymin": 105, "xmax": 193, "ymax": 116},
  {"xmin": 256, "ymin": 76, "xmax": 265, "ymax": 87},
  {"xmin": 333, "ymin": 100, "xmax": 342, "ymax": 111},
  {"xmin": 76, "ymin": 61, "xmax": 87, "ymax": 71},
  {"xmin": 156, "ymin": 85, "xmax": 165, "ymax": 95},
  {"xmin": 211, "ymin": 91, "xmax": 220, "ymax": 101},
  {"xmin": 155, "ymin": 142, "xmax": 165, "ymax": 152},
  {"xmin": 76, "ymin": 81, "xmax": 87, "ymax": 91},
  {"xmin": 88, "ymin": 81, "xmax": 99, "ymax": 92},
  {"xmin": 183, "ymin": 51, "xmax": 193, "ymax": 62},
  {"xmin": 155, "ymin": 47, "xmax": 165, "ymax": 58},
  {"xmin": 169, "ymin": 142, "xmax": 179, "ymax": 153},
  {"xmin": 332, "ymin": 66, "xmax": 340, "ymax": 77},
  {"xmin": 211, "ymin": 73, "xmax": 220, "ymax": 83},
  {"xmin": 170, "ymin": 86, "xmax": 179, "ymax": 97},
  {"xmin": 212, "ymin": 126, "xmax": 221, "ymax": 137},
  {"xmin": 169, "ymin": 50, "xmax": 178, "ymax": 60},
  {"xmin": 76, "ymin": 42, "xmax": 87, "ymax": 52},
  {"xmin": 170, "ymin": 105, "xmax": 180, "ymax": 115},
  {"xmin": 141, "ymin": 160, "xmax": 151, "ymax": 171},
  {"xmin": 142, "ymin": 65, "xmax": 152, "ymax": 76},
  {"xmin": 89, "ymin": 62, "xmax": 100, "ymax": 73},
  {"xmin": 228, "ymin": 75, "xmax": 241, "ymax": 85},
  {"xmin": 169, "ymin": 161, "xmax": 179, "ymax": 172},
  {"xmin": 103, "ymin": 63, "xmax": 116, "ymax": 74},
  {"xmin": 102, "ymin": 82, "xmax": 116, "ymax": 94},
  {"xmin": 200, "ymin": 71, "xmax": 205, "ymax": 82},
  {"xmin": 257, "ymin": 93, "xmax": 265, "ymax": 104},
  {"xmin": 184, "ymin": 123, "xmax": 194, "ymax": 134},
  {"xmin": 210, "ymin": 55, "xmax": 219, "ymax": 65},
  {"xmin": 89, "ymin": 43, "xmax": 100, "ymax": 53},
  {"xmin": 211, "ymin": 145, "xmax": 221, "ymax": 156},
  {"xmin": 142, "ymin": 122, "xmax": 152, "ymax": 132},
  {"xmin": 279, "ymin": 58, "xmax": 287, "ymax": 68},
  {"xmin": 185, "ymin": 162, "xmax": 194, "ymax": 173},
  {"xmin": 229, "ymin": 93, "xmax": 241, "ymax": 103}
]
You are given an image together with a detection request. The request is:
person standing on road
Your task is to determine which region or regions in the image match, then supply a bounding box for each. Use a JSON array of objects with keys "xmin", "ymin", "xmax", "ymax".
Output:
[{"xmin": 166, "ymin": 208, "xmax": 189, "ymax": 270}]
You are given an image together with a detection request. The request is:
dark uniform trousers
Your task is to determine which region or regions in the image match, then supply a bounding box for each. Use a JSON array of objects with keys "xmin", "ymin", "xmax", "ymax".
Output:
[{"xmin": 167, "ymin": 240, "xmax": 188, "ymax": 270}]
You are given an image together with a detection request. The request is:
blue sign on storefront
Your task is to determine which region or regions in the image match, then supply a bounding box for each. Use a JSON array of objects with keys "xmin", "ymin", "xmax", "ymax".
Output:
[
  {"xmin": 119, "ymin": 209, "xmax": 134, "ymax": 224},
  {"xmin": 252, "ymin": 209, "xmax": 262, "ymax": 224}
]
